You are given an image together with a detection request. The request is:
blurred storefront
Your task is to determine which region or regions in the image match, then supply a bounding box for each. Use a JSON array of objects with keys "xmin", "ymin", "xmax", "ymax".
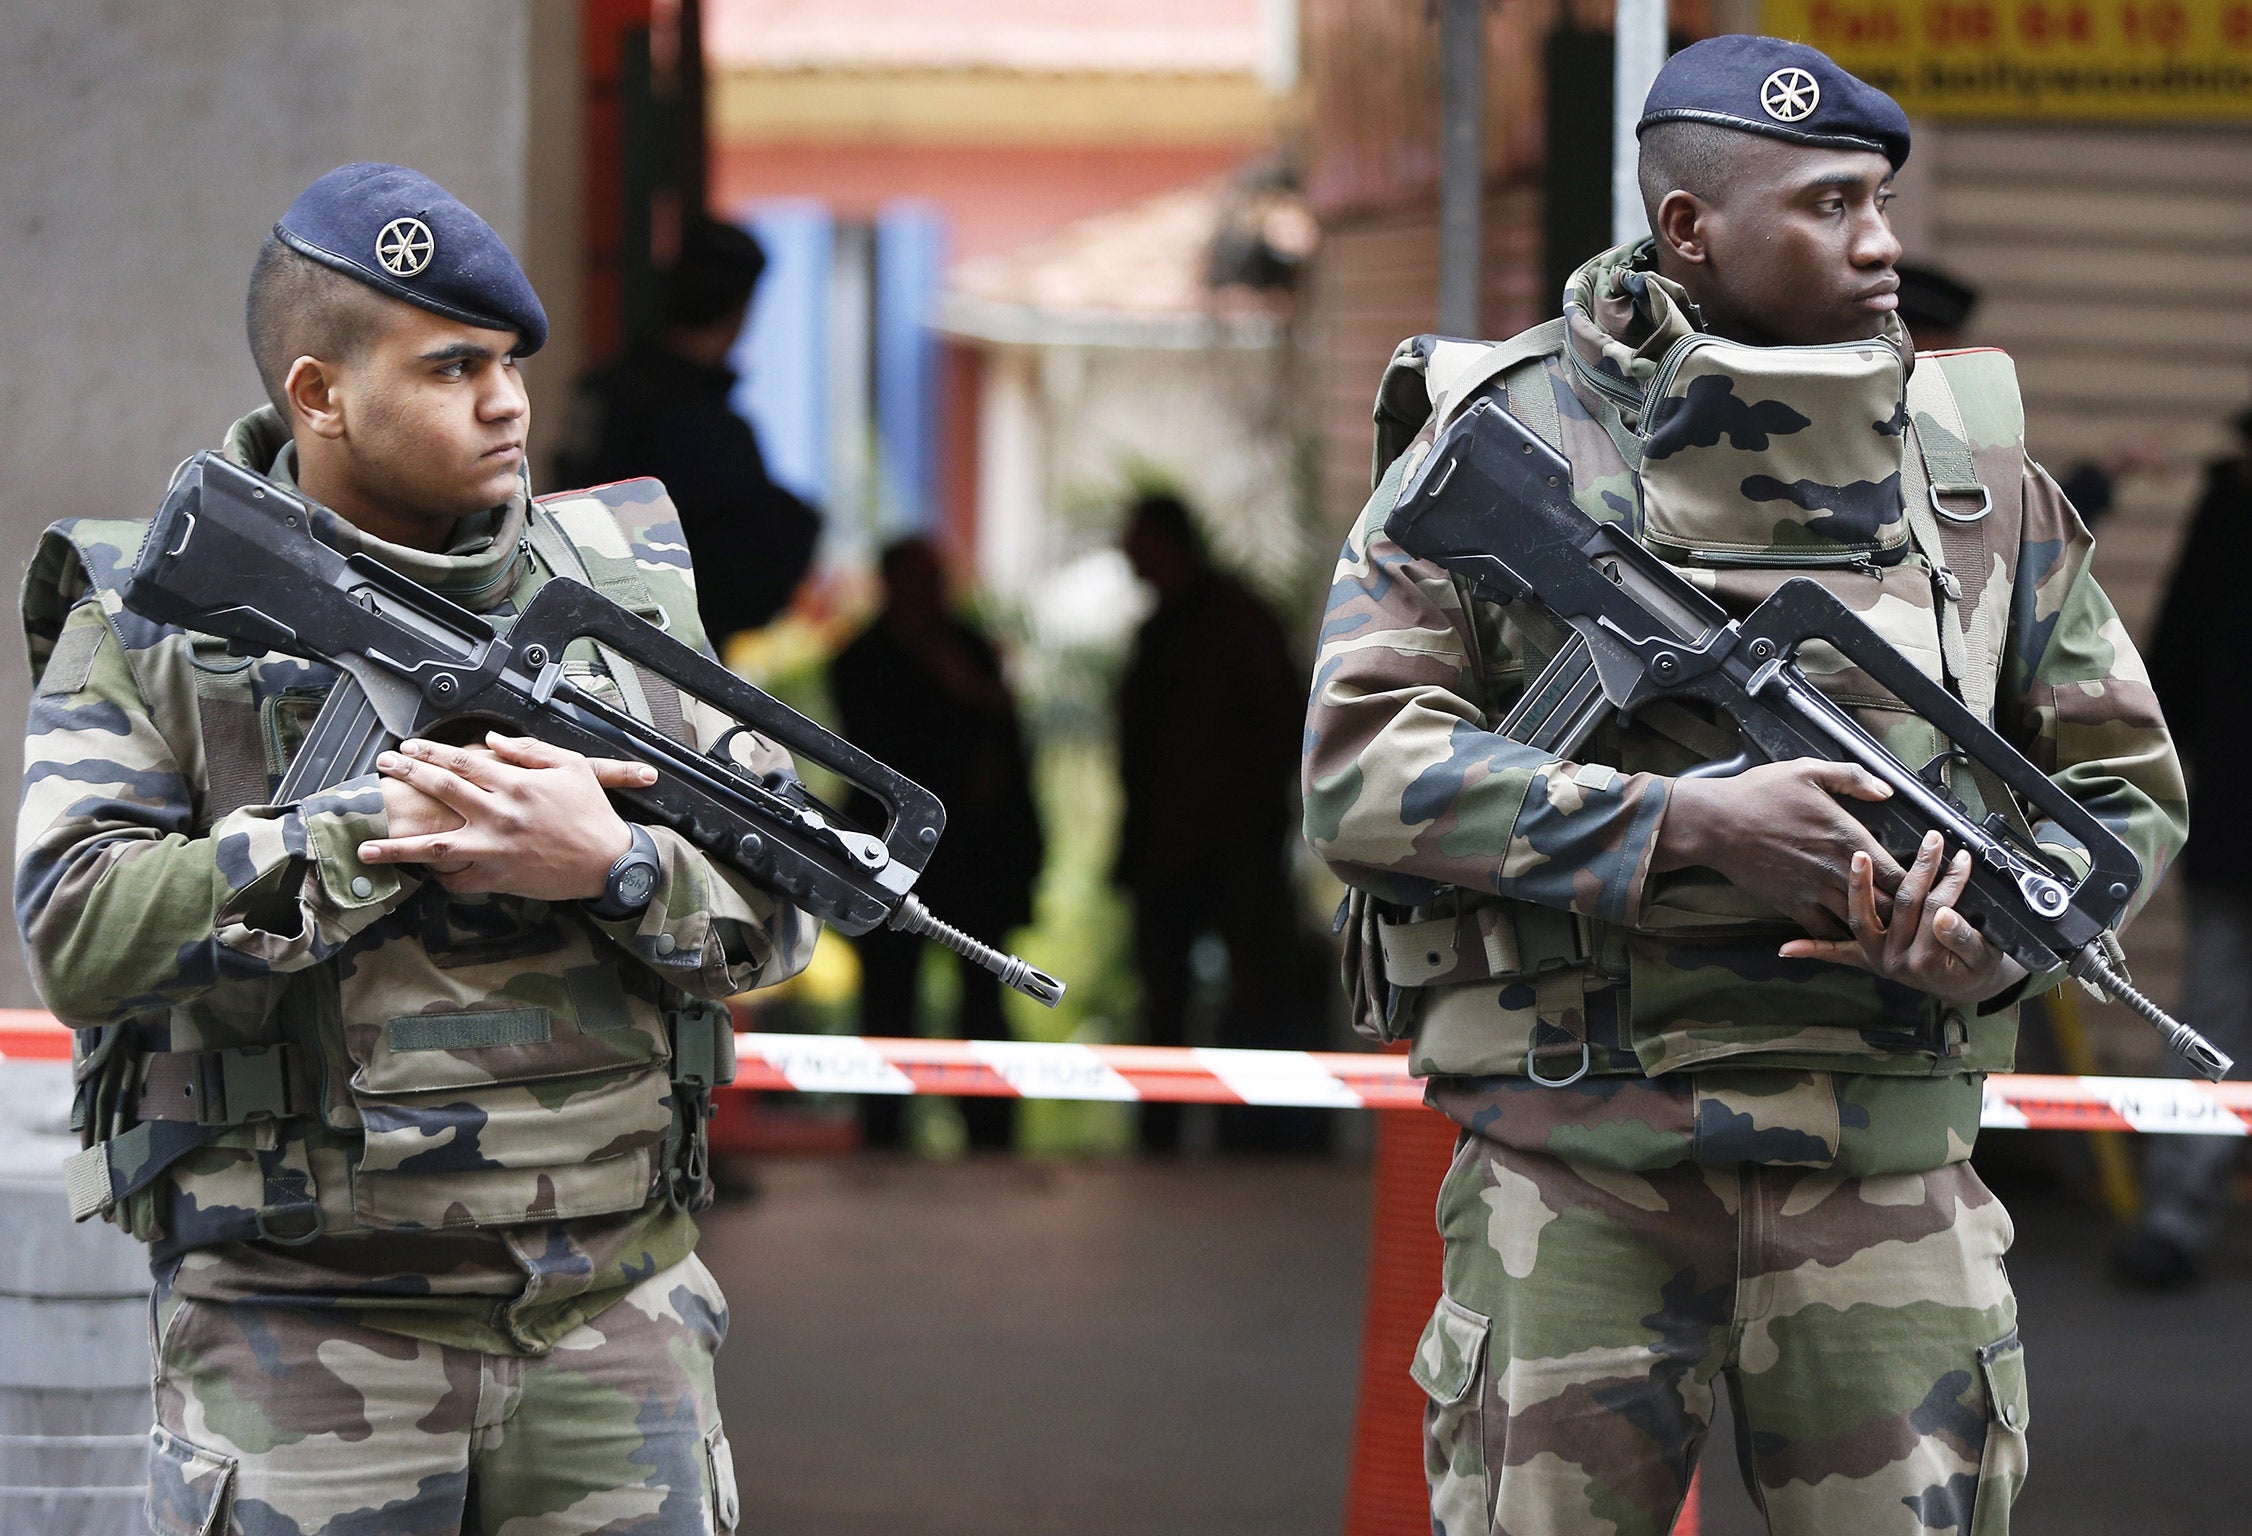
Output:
[
  {"xmin": 702, "ymin": 0, "xmax": 1301, "ymax": 572},
  {"xmin": 934, "ymin": 176, "xmax": 1315, "ymax": 624}
]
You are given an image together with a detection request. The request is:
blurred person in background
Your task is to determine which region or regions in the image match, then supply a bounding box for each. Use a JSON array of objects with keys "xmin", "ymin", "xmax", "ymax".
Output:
[
  {"xmin": 563, "ymin": 216, "xmax": 821, "ymax": 648},
  {"xmin": 1117, "ymin": 493, "xmax": 1323, "ymax": 1154},
  {"xmin": 2112, "ymin": 405, "xmax": 2252, "ymax": 1289},
  {"xmin": 1895, "ymin": 259, "xmax": 2158, "ymax": 526},
  {"xmin": 830, "ymin": 537, "xmax": 1043, "ymax": 1151}
]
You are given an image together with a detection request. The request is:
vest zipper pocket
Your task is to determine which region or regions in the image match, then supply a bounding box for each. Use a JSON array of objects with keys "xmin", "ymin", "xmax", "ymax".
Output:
[{"xmin": 1674, "ymin": 548, "xmax": 1891, "ymax": 574}]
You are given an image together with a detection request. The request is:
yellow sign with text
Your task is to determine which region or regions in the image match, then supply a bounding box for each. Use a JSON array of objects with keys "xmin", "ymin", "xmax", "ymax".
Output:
[{"xmin": 1764, "ymin": 0, "xmax": 2252, "ymax": 117}]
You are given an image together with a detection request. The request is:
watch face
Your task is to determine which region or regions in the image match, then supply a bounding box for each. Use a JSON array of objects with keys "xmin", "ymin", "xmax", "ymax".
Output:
[{"xmin": 617, "ymin": 863, "xmax": 658, "ymax": 908}]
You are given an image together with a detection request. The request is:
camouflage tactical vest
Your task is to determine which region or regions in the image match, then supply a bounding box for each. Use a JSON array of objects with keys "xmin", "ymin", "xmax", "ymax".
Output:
[
  {"xmin": 21, "ymin": 469, "xmax": 738, "ymax": 1256},
  {"xmin": 1349, "ymin": 277, "xmax": 2036, "ymax": 1088}
]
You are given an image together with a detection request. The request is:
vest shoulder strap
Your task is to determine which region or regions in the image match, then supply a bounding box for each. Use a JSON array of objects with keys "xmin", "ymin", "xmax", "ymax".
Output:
[
  {"xmin": 1901, "ymin": 352, "xmax": 2027, "ymax": 727},
  {"xmin": 1369, "ymin": 319, "xmax": 1572, "ymax": 487}
]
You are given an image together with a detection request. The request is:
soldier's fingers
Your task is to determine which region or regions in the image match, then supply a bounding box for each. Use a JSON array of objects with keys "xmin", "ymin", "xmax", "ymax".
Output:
[
  {"xmin": 1927, "ymin": 848, "xmax": 1975, "ymax": 914},
  {"xmin": 1931, "ymin": 909, "xmax": 1991, "ymax": 966},
  {"xmin": 587, "ymin": 758, "xmax": 659, "ymax": 789},
  {"xmin": 379, "ymin": 751, "xmax": 497, "ymax": 817},
  {"xmin": 1887, "ymin": 832, "xmax": 1944, "ymax": 966},
  {"xmin": 1843, "ymin": 850, "xmax": 1888, "ymax": 964},
  {"xmin": 357, "ymin": 831, "xmax": 485, "ymax": 866},
  {"xmin": 1806, "ymin": 760, "xmax": 1894, "ymax": 804},
  {"xmin": 482, "ymin": 732, "xmax": 575, "ymax": 769},
  {"xmin": 1779, "ymin": 937, "xmax": 1870, "ymax": 971},
  {"xmin": 483, "ymin": 733, "xmax": 653, "ymax": 788},
  {"xmin": 399, "ymin": 738, "xmax": 508, "ymax": 789}
]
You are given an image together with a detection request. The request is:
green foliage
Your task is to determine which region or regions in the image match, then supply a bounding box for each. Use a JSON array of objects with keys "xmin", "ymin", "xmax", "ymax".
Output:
[{"xmin": 1002, "ymin": 742, "xmax": 1137, "ymax": 1156}]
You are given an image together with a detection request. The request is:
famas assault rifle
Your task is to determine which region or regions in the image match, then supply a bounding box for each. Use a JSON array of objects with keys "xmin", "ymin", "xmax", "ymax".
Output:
[
  {"xmin": 1386, "ymin": 396, "xmax": 2228, "ymax": 1079},
  {"xmin": 123, "ymin": 453, "xmax": 1064, "ymax": 1007}
]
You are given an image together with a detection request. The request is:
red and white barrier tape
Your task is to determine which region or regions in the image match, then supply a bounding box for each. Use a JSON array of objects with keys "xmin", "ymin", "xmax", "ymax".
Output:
[{"xmin": 3, "ymin": 1011, "xmax": 2246, "ymax": 1132}]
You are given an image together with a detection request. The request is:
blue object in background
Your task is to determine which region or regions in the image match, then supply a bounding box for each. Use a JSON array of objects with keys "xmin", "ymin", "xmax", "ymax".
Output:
[
  {"xmin": 733, "ymin": 201, "xmax": 832, "ymax": 508},
  {"xmin": 875, "ymin": 202, "xmax": 949, "ymax": 535}
]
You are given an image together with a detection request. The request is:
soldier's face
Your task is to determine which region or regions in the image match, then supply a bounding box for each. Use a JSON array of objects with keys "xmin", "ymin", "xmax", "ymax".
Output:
[
  {"xmin": 1665, "ymin": 141, "xmax": 1902, "ymax": 348},
  {"xmin": 331, "ymin": 304, "xmax": 530, "ymax": 519}
]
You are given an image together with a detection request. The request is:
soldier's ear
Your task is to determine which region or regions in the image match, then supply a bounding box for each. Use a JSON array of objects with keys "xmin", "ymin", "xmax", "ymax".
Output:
[
  {"xmin": 283, "ymin": 355, "xmax": 347, "ymax": 441},
  {"xmin": 1654, "ymin": 189, "xmax": 1712, "ymax": 268}
]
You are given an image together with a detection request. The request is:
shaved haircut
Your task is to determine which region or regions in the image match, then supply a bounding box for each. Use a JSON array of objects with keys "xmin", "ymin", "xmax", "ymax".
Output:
[
  {"xmin": 1637, "ymin": 120, "xmax": 1757, "ymax": 225},
  {"xmin": 244, "ymin": 236, "xmax": 397, "ymax": 415}
]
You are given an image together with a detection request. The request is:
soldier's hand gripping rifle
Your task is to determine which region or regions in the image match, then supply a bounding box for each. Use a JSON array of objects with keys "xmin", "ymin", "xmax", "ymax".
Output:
[
  {"xmin": 122, "ymin": 453, "xmax": 1064, "ymax": 1007},
  {"xmin": 1386, "ymin": 397, "xmax": 2229, "ymax": 1080}
]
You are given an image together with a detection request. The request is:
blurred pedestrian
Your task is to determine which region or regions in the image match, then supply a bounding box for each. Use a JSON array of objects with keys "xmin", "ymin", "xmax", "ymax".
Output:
[
  {"xmin": 2113, "ymin": 406, "xmax": 2252, "ymax": 1288},
  {"xmin": 1116, "ymin": 493, "xmax": 1322, "ymax": 1153},
  {"xmin": 830, "ymin": 538, "xmax": 1044, "ymax": 1151},
  {"xmin": 562, "ymin": 216, "xmax": 821, "ymax": 648},
  {"xmin": 1895, "ymin": 259, "xmax": 2157, "ymax": 525},
  {"xmin": 1894, "ymin": 260, "xmax": 1980, "ymax": 352}
]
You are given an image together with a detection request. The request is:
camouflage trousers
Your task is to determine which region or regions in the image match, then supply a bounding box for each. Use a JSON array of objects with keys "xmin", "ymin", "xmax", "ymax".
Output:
[
  {"xmin": 1415, "ymin": 1134, "xmax": 2027, "ymax": 1536},
  {"xmin": 146, "ymin": 1254, "xmax": 741, "ymax": 1535}
]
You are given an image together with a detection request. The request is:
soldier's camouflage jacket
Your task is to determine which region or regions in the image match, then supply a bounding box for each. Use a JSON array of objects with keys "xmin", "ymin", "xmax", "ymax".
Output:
[
  {"xmin": 1305, "ymin": 243, "xmax": 2186, "ymax": 1176},
  {"xmin": 15, "ymin": 406, "xmax": 815, "ymax": 1352}
]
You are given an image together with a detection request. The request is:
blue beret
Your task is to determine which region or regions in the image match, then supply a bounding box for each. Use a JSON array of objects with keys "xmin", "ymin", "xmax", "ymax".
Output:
[
  {"xmin": 1638, "ymin": 36, "xmax": 1910, "ymax": 172},
  {"xmin": 274, "ymin": 163, "xmax": 548, "ymax": 354}
]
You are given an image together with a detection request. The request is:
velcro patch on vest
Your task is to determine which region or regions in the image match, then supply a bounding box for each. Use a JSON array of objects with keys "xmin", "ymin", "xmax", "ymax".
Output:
[
  {"xmin": 565, "ymin": 965, "xmax": 635, "ymax": 1033},
  {"xmin": 36, "ymin": 623, "xmax": 103, "ymax": 696},
  {"xmin": 387, "ymin": 1009, "xmax": 552, "ymax": 1053}
]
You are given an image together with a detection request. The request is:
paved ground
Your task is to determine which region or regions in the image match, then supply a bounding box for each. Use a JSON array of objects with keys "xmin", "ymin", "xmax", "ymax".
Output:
[{"xmin": 704, "ymin": 1153, "xmax": 2252, "ymax": 1536}]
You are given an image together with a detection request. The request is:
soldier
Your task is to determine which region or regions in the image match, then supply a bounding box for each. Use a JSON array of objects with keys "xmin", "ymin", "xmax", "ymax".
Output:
[
  {"xmin": 1305, "ymin": 37, "xmax": 2184, "ymax": 1536},
  {"xmin": 16, "ymin": 163, "xmax": 815, "ymax": 1534}
]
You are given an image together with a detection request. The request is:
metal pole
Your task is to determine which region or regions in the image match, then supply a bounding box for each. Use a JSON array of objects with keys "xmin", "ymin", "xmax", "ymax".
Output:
[
  {"xmin": 1613, "ymin": 0, "xmax": 1670, "ymax": 245},
  {"xmin": 1437, "ymin": 0, "xmax": 1485, "ymax": 336}
]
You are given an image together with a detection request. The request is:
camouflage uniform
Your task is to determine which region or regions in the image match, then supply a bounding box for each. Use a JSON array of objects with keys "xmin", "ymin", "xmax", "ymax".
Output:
[
  {"xmin": 17, "ymin": 406, "xmax": 814, "ymax": 1533},
  {"xmin": 1306, "ymin": 244, "xmax": 2184, "ymax": 1535}
]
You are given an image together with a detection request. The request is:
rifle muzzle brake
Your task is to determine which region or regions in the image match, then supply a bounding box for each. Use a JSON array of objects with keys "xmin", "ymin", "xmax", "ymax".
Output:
[{"xmin": 889, "ymin": 895, "xmax": 1066, "ymax": 1008}]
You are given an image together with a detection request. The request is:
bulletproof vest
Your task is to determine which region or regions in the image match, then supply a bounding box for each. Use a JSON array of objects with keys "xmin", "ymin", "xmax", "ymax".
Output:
[
  {"xmin": 22, "ymin": 477, "xmax": 738, "ymax": 1254},
  {"xmin": 1344, "ymin": 318, "xmax": 2034, "ymax": 1088}
]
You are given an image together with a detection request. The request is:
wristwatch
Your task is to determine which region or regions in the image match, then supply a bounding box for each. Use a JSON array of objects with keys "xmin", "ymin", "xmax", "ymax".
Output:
[{"xmin": 586, "ymin": 824, "xmax": 661, "ymax": 921}]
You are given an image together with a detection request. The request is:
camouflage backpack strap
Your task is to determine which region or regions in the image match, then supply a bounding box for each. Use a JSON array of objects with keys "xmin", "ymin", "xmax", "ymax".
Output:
[
  {"xmin": 1432, "ymin": 317, "xmax": 1570, "ymax": 438},
  {"xmin": 1902, "ymin": 352, "xmax": 2039, "ymax": 837},
  {"xmin": 1370, "ymin": 322, "xmax": 1570, "ymax": 487},
  {"xmin": 1901, "ymin": 353, "xmax": 2023, "ymax": 725},
  {"xmin": 524, "ymin": 483, "xmax": 696, "ymax": 747}
]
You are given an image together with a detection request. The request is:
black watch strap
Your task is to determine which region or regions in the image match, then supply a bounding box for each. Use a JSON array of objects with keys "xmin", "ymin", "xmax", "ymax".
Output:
[{"xmin": 586, "ymin": 824, "xmax": 661, "ymax": 921}]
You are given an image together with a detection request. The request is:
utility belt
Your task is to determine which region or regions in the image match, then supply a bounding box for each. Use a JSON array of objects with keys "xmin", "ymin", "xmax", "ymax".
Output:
[
  {"xmin": 63, "ymin": 997, "xmax": 739, "ymax": 1250},
  {"xmin": 1372, "ymin": 899, "xmax": 1606, "ymax": 992}
]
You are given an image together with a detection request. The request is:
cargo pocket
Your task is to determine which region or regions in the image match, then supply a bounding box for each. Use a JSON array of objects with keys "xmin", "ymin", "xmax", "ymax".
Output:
[
  {"xmin": 1410, "ymin": 1294, "xmax": 1492, "ymax": 1528},
  {"xmin": 343, "ymin": 1001, "xmax": 675, "ymax": 1230},
  {"xmin": 1971, "ymin": 1329, "xmax": 2030, "ymax": 1536},
  {"xmin": 146, "ymin": 1424, "xmax": 236, "ymax": 1536},
  {"xmin": 703, "ymin": 1421, "xmax": 741, "ymax": 1533}
]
